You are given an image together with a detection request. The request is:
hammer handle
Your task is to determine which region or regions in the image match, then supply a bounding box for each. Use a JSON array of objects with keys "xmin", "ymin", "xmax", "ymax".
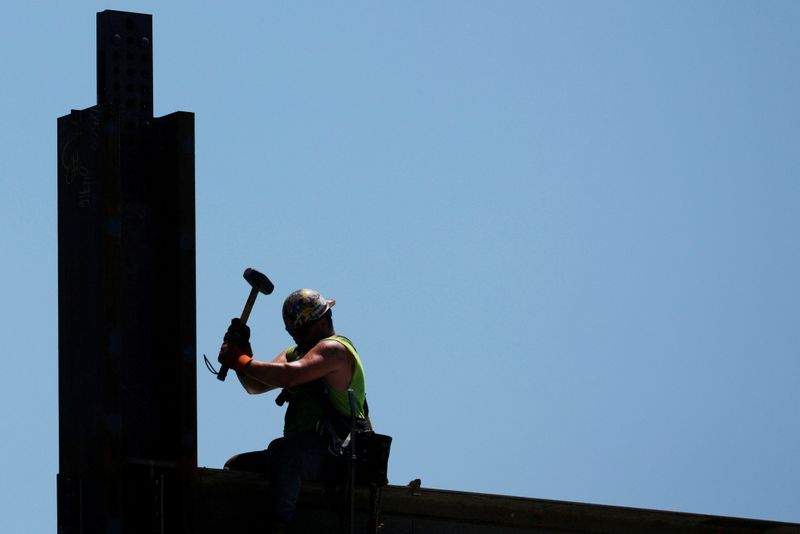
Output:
[
  {"xmin": 217, "ymin": 287, "xmax": 259, "ymax": 381},
  {"xmin": 239, "ymin": 287, "xmax": 259, "ymax": 324}
]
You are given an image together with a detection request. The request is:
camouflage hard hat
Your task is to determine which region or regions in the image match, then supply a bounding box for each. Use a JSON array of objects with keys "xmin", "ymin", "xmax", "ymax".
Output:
[{"xmin": 282, "ymin": 288, "xmax": 336, "ymax": 331}]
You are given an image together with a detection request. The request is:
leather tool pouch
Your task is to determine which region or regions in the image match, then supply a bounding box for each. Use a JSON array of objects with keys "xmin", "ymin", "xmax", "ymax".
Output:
[{"xmin": 354, "ymin": 431, "xmax": 392, "ymax": 486}]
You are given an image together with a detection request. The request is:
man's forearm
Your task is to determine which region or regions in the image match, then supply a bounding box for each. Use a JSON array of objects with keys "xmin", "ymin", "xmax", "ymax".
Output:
[
  {"xmin": 236, "ymin": 367, "xmax": 277, "ymax": 394},
  {"xmin": 240, "ymin": 360, "xmax": 301, "ymax": 388}
]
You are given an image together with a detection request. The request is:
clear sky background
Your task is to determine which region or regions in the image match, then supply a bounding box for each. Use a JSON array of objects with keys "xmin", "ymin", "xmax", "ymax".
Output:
[{"xmin": 2, "ymin": 1, "xmax": 799, "ymax": 532}]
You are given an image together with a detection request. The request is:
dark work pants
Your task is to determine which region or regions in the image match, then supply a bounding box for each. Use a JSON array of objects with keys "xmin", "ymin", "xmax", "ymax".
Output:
[{"xmin": 225, "ymin": 432, "xmax": 339, "ymax": 523}]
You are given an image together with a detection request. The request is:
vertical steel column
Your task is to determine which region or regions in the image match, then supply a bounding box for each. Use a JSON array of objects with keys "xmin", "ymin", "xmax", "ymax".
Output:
[{"xmin": 58, "ymin": 10, "xmax": 196, "ymax": 533}]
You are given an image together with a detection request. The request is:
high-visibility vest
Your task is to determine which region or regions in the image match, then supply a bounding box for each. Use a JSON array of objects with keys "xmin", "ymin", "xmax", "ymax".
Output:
[{"xmin": 282, "ymin": 335, "xmax": 367, "ymax": 437}]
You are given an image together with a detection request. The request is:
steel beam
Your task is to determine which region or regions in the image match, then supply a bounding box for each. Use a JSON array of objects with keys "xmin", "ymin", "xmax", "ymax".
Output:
[{"xmin": 57, "ymin": 10, "xmax": 196, "ymax": 533}]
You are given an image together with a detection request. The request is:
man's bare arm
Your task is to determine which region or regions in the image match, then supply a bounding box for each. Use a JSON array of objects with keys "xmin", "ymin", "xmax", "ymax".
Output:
[
  {"xmin": 235, "ymin": 351, "xmax": 287, "ymax": 395},
  {"xmin": 238, "ymin": 340, "xmax": 352, "ymax": 390}
]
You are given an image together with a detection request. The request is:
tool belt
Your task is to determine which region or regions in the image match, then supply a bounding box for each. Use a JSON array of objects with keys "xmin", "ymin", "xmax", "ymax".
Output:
[
  {"xmin": 317, "ymin": 418, "xmax": 391, "ymax": 486},
  {"xmin": 277, "ymin": 384, "xmax": 392, "ymax": 486},
  {"xmin": 315, "ymin": 396, "xmax": 392, "ymax": 487}
]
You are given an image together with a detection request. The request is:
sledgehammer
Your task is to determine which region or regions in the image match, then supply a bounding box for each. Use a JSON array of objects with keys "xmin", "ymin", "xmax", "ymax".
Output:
[{"xmin": 217, "ymin": 267, "xmax": 274, "ymax": 381}]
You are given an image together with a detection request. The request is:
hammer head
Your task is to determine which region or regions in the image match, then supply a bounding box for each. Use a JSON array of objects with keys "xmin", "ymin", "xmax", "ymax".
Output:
[{"xmin": 243, "ymin": 268, "xmax": 274, "ymax": 295}]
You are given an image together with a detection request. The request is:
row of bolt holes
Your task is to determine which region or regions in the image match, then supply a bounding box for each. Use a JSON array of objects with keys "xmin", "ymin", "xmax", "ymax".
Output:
[
  {"xmin": 113, "ymin": 33, "xmax": 150, "ymax": 48},
  {"xmin": 110, "ymin": 34, "xmax": 150, "ymax": 104},
  {"xmin": 111, "ymin": 34, "xmax": 150, "ymax": 63},
  {"xmin": 110, "ymin": 81, "xmax": 150, "ymax": 103},
  {"xmin": 111, "ymin": 76, "xmax": 150, "ymax": 93},
  {"xmin": 110, "ymin": 26, "xmax": 150, "ymax": 118},
  {"xmin": 112, "ymin": 50, "xmax": 150, "ymax": 62}
]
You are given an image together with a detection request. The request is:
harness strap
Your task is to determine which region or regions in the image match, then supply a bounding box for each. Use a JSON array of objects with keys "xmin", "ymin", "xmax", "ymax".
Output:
[{"xmin": 305, "ymin": 381, "xmax": 372, "ymax": 456}]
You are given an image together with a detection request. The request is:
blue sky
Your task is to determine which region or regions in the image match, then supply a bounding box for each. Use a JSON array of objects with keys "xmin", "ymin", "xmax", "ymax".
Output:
[{"xmin": 2, "ymin": 2, "xmax": 799, "ymax": 531}]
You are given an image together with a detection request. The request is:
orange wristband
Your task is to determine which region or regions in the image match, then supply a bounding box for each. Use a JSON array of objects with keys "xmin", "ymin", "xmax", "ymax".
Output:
[
  {"xmin": 222, "ymin": 343, "xmax": 253, "ymax": 371},
  {"xmin": 231, "ymin": 352, "xmax": 253, "ymax": 371}
]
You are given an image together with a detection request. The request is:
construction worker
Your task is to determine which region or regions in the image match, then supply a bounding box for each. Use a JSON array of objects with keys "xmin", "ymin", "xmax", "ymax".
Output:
[{"xmin": 217, "ymin": 288, "xmax": 368, "ymax": 529}]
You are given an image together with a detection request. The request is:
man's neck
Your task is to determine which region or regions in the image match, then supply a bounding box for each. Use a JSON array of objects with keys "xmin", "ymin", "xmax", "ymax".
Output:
[{"xmin": 298, "ymin": 329, "xmax": 336, "ymax": 352}]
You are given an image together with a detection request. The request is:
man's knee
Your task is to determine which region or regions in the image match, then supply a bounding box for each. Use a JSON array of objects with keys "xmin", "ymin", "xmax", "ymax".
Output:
[{"xmin": 224, "ymin": 449, "xmax": 269, "ymax": 472}]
